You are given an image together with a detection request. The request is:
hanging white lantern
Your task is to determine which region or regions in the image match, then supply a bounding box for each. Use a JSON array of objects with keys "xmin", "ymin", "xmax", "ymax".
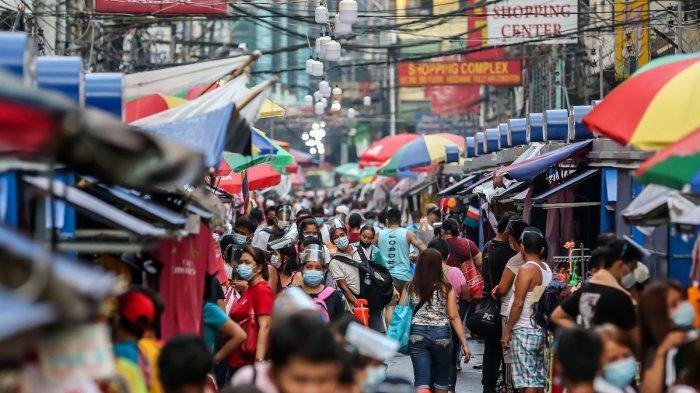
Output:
[
  {"xmin": 363, "ymin": 95, "xmax": 371, "ymax": 106},
  {"xmin": 338, "ymin": 0, "xmax": 358, "ymax": 24},
  {"xmin": 304, "ymin": 94, "xmax": 313, "ymax": 105},
  {"xmin": 315, "ymin": 35, "xmax": 330, "ymax": 57},
  {"xmin": 313, "ymin": 90, "xmax": 323, "ymax": 101},
  {"xmin": 320, "ymin": 121, "xmax": 326, "ymax": 127},
  {"xmin": 325, "ymin": 39, "xmax": 341, "ymax": 61},
  {"xmin": 314, "ymin": 101, "xmax": 325, "ymax": 115},
  {"xmin": 306, "ymin": 58, "xmax": 315, "ymax": 75},
  {"xmin": 310, "ymin": 147, "xmax": 317, "ymax": 154},
  {"xmin": 311, "ymin": 59, "xmax": 324, "ymax": 76},
  {"xmin": 331, "ymin": 100, "xmax": 341, "ymax": 111},
  {"xmin": 302, "ymin": 132, "xmax": 310, "ymax": 141},
  {"xmin": 321, "ymin": 87, "xmax": 331, "ymax": 98},
  {"xmin": 319, "ymin": 80, "xmax": 331, "ymax": 96},
  {"xmin": 315, "ymin": 4, "xmax": 329, "ymax": 23},
  {"xmin": 321, "ymin": 98, "xmax": 328, "ymax": 107},
  {"xmin": 334, "ymin": 13, "xmax": 352, "ymax": 35},
  {"xmin": 332, "ymin": 85, "xmax": 342, "ymax": 96},
  {"xmin": 347, "ymin": 108, "xmax": 356, "ymax": 118},
  {"xmin": 318, "ymin": 145, "xmax": 325, "ymax": 155}
]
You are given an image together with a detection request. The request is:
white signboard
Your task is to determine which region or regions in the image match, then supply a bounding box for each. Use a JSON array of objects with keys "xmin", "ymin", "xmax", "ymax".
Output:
[{"xmin": 486, "ymin": 0, "xmax": 578, "ymax": 45}]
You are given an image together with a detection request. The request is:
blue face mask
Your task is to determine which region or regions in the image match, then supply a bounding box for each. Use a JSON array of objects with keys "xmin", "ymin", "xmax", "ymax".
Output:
[
  {"xmin": 236, "ymin": 264, "xmax": 254, "ymax": 281},
  {"xmin": 303, "ymin": 270, "xmax": 324, "ymax": 286},
  {"xmin": 603, "ymin": 357, "xmax": 636, "ymax": 388},
  {"xmin": 671, "ymin": 301, "xmax": 696, "ymax": 327},
  {"xmin": 334, "ymin": 236, "xmax": 349, "ymax": 250},
  {"xmin": 315, "ymin": 217, "xmax": 324, "ymax": 226},
  {"xmin": 233, "ymin": 233, "xmax": 247, "ymax": 245}
]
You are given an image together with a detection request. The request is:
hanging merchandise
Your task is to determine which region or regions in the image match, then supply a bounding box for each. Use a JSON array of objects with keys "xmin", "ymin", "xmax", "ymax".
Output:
[
  {"xmin": 332, "ymin": 85, "xmax": 342, "ymax": 96},
  {"xmin": 325, "ymin": 38, "xmax": 342, "ymax": 61},
  {"xmin": 315, "ymin": 35, "xmax": 331, "ymax": 57},
  {"xmin": 315, "ymin": 3, "xmax": 329, "ymax": 23},
  {"xmin": 315, "ymin": 101, "xmax": 325, "ymax": 115},
  {"xmin": 319, "ymin": 80, "xmax": 331, "ymax": 96},
  {"xmin": 314, "ymin": 90, "xmax": 323, "ymax": 101},
  {"xmin": 306, "ymin": 58, "xmax": 315, "ymax": 75},
  {"xmin": 311, "ymin": 59, "xmax": 324, "ymax": 76},
  {"xmin": 304, "ymin": 94, "xmax": 314, "ymax": 105},
  {"xmin": 334, "ymin": 13, "xmax": 352, "ymax": 35},
  {"xmin": 363, "ymin": 95, "xmax": 372, "ymax": 106},
  {"xmin": 338, "ymin": 0, "xmax": 358, "ymax": 24}
]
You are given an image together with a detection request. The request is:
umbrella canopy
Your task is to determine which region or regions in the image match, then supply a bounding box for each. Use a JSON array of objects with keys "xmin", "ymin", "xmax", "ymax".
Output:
[
  {"xmin": 253, "ymin": 130, "xmax": 294, "ymax": 172},
  {"xmin": 378, "ymin": 133, "xmax": 465, "ymax": 176},
  {"xmin": 125, "ymin": 94, "xmax": 188, "ymax": 123},
  {"xmin": 217, "ymin": 164, "xmax": 281, "ymax": 194},
  {"xmin": 185, "ymin": 82, "xmax": 285, "ymax": 119},
  {"xmin": 583, "ymin": 53, "xmax": 700, "ymax": 149},
  {"xmin": 359, "ymin": 133, "xmax": 420, "ymax": 168},
  {"xmin": 335, "ymin": 162, "xmax": 362, "ymax": 178},
  {"xmin": 223, "ymin": 152, "xmax": 273, "ymax": 173},
  {"xmin": 636, "ymin": 130, "xmax": 700, "ymax": 192}
]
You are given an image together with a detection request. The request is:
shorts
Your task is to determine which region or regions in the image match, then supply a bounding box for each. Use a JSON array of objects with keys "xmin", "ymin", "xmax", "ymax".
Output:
[
  {"xmin": 510, "ymin": 327, "xmax": 546, "ymax": 389},
  {"xmin": 390, "ymin": 278, "xmax": 409, "ymax": 306}
]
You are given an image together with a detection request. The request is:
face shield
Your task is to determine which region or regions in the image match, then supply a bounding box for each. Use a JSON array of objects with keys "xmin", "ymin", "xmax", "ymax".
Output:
[
  {"xmin": 301, "ymin": 244, "xmax": 326, "ymax": 265},
  {"xmin": 326, "ymin": 217, "xmax": 346, "ymax": 236},
  {"xmin": 276, "ymin": 205, "xmax": 294, "ymax": 230}
]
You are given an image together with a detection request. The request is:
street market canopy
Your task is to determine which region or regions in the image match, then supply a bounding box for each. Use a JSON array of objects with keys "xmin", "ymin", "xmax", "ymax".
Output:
[
  {"xmin": 497, "ymin": 140, "xmax": 593, "ymax": 182},
  {"xmin": 379, "ymin": 133, "xmax": 465, "ymax": 176},
  {"xmin": 636, "ymin": 129, "xmax": 700, "ymax": 193},
  {"xmin": 531, "ymin": 168, "xmax": 600, "ymax": 203},
  {"xmin": 438, "ymin": 175, "xmax": 476, "ymax": 196},
  {"xmin": 621, "ymin": 184, "xmax": 698, "ymax": 227},
  {"xmin": 359, "ymin": 133, "xmax": 420, "ymax": 168},
  {"xmin": 217, "ymin": 164, "xmax": 281, "ymax": 194}
]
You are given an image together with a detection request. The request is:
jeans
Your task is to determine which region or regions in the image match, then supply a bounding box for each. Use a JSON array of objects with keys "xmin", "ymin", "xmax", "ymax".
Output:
[{"xmin": 409, "ymin": 324, "xmax": 454, "ymax": 390}]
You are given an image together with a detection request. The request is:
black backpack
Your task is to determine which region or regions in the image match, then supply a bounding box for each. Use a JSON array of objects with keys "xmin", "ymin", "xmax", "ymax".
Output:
[
  {"xmin": 532, "ymin": 280, "xmax": 571, "ymax": 332},
  {"xmin": 335, "ymin": 251, "xmax": 394, "ymax": 311}
]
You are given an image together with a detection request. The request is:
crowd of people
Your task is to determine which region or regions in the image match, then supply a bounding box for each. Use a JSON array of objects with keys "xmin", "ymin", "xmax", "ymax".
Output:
[{"xmin": 107, "ymin": 197, "xmax": 700, "ymax": 393}]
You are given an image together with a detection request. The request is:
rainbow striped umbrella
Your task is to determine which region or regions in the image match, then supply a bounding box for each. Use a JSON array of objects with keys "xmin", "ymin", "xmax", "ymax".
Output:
[
  {"xmin": 583, "ymin": 53, "xmax": 700, "ymax": 150},
  {"xmin": 125, "ymin": 94, "xmax": 188, "ymax": 123},
  {"xmin": 636, "ymin": 130, "xmax": 700, "ymax": 192},
  {"xmin": 378, "ymin": 133, "xmax": 465, "ymax": 176}
]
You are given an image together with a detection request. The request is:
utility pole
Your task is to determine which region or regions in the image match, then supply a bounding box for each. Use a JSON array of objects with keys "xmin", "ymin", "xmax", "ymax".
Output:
[
  {"xmin": 675, "ymin": 2, "xmax": 684, "ymax": 54},
  {"xmin": 388, "ymin": 38, "xmax": 397, "ymax": 136},
  {"xmin": 598, "ymin": 42, "xmax": 604, "ymax": 99}
]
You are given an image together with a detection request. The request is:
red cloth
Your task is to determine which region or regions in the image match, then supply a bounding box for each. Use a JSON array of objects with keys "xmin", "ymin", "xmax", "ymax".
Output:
[
  {"xmin": 156, "ymin": 221, "xmax": 220, "ymax": 340},
  {"xmin": 228, "ymin": 281, "xmax": 275, "ymax": 367},
  {"xmin": 348, "ymin": 232, "xmax": 360, "ymax": 244},
  {"xmin": 445, "ymin": 236, "xmax": 480, "ymax": 268}
]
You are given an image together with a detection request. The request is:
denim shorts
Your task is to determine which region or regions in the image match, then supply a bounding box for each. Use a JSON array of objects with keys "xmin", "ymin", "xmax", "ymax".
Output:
[{"xmin": 408, "ymin": 324, "xmax": 454, "ymax": 390}]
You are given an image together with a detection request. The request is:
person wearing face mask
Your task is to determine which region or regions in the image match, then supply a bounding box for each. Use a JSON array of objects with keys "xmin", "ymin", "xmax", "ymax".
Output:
[
  {"xmin": 552, "ymin": 239, "xmax": 642, "ymax": 331},
  {"xmin": 328, "ymin": 218, "xmax": 386, "ymax": 333},
  {"xmin": 234, "ymin": 216, "xmax": 257, "ymax": 247},
  {"xmin": 298, "ymin": 245, "xmax": 347, "ymax": 322},
  {"xmin": 312, "ymin": 205, "xmax": 331, "ymax": 244},
  {"xmin": 355, "ymin": 226, "xmax": 385, "ymax": 268},
  {"xmin": 272, "ymin": 245, "xmax": 302, "ymax": 293},
  {"xmin": 253, "ymin": 205, "xmax": 294, "ymax": 251},
  {"xmin": 639, "ymin": 281, "xmax": 699, "ymax": 393},
  {"xmin": 227, "ymin": 246, "xmax": 274, "ymax": 383},
  {"xmin": 297, "ymin": 218, "xmax": 333, "ymax": 266},
  {"xmin": 594, "ymin": 324, "xmax": 638, "ymax": 393}
]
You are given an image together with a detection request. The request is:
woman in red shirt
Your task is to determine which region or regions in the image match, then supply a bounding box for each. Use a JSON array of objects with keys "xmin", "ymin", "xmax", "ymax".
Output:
[{"xmin": 227, "ymin": 246, "xmax": 275, "ymax": 382}]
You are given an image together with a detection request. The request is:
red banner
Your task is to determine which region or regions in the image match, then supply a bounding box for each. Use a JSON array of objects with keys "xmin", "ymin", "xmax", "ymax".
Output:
[
  {"xmin": 399, "ymin": 60, "xmax": 522, "ymax": 87},
  {"xmin": 94, "ymin": 0, "xmax": 227, "ymax": 15}
]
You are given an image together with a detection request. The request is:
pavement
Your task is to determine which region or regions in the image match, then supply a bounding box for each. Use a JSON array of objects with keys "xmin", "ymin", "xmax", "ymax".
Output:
[{"xmin": 386, "ymin": 339, "xmax": 485, "ymax": 392}]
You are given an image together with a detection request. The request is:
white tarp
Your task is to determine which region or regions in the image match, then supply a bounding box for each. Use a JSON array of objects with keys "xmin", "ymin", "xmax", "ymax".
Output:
[
  {"xmin": 622, "ymin": 184, "xmax": 697, "ymax": 231},
  {"xmin": 123, "ymin": 56, "xmax": 250, "ymax": 98}
]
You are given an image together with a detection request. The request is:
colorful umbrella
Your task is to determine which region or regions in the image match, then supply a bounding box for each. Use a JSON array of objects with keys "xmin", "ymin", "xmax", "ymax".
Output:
[
  {"xmin": 254, "ymin": 131, "xmax": 294, "ymax": 172},
  {"xmin": 378, "ymin": 133, "xmax": 465, "ymax": 176},
  {"xmin": 359, "ymin": 133, "xmax": 420, "ymax": 168},
  {"xmin": 223, "ymin": 152, "xmax": 273, "ymax": 173},
  {"xmin": 335, "ymin": 162, "xmax": 362, "ymax": 178},
  {"xmin": 185, "ymin": 82, "xmax": 285, "ymax": 118},
  {"xmin": 583, "ymin": 53, "xmax": 700, "ymax": 150},
  {"xmin": 125, "ymin": 94, "xmax": 188, "ymax": 123},
  {"xmin": 217, "ymin": 164, "xmax": 281, "ymax": 194},
  {"xmin": 636, "ymin": 130, "xmax": 700, "ymax": 192}
]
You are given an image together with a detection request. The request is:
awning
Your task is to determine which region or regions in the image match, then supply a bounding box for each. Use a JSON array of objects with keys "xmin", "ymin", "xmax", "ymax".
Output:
[
  {"xmin": 499, "ymin": 140, "xmax": 593, "ymax": 182},
  {"xmin": 621, "ymin": 184, "xmax": 698, "ymax": 226},
  {"xmin": 674, "ymin": 205, "xmax": 700, "ymax": 226},
  {"xmin": 532, "ymin": 169, "xmax": 599, "ymax": 203},
  {"xmin": 23, "ymin": 176, "xmax": 167, "ymax": 237},
  {"xmin": 438, "ymin": 175, "xmax": 476, "ymax": 196},
  {"xmin": 406, "ymin": 181, "xmax": 436, "ymax": 197},
  {"xmin": 459, "ymin": 174, "xmax": 494, "ymax": 195},
  {"xmin": 85, "ymin": 184, "xmax": 189, "ymax": 227}
]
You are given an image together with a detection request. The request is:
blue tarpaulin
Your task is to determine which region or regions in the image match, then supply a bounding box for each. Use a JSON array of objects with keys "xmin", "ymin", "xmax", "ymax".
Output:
[
  {"xmin": 144, "ymin": 103, "xmax": 233, "ymax": 168},
  {"xmin": 500, "ymin": 140, "xmax": 593, "ymax": 182}
]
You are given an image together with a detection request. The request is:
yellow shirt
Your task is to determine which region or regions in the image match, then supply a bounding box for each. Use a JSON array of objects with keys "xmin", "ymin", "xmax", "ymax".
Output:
[{"xmin": 138, "ymin": 338, "xmax": 164, "ymax": 393}]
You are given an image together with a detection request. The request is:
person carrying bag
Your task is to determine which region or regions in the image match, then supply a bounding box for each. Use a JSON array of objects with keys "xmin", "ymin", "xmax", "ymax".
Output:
[{"xmin": 387, "ymin": 284, "xmax": 427, "ymax": 355}]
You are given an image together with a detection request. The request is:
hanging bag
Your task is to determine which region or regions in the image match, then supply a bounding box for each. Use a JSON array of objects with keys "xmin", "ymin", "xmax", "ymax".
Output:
[
  {"xmin": 387, "ymin": 286, "xmax": 427, "ymax": 355},
  {"xmin": 467, "ymin": 241, "xmax": 498, "ymax": 337},
  {"xmin": 461, "ymin": 239, "xmax": 484, "ymax": 300}
]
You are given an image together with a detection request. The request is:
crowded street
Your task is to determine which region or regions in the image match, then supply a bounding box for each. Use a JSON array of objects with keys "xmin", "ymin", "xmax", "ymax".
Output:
[{"xmin": 0, "ymin": 1, "xmax": 700, "ymax": 393}]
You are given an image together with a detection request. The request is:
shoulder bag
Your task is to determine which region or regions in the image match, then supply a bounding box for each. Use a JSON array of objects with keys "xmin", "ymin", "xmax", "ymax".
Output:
[
  {"xmin": 467, "ymin": 241, "xmax": 499, "ymax": 338},
  {"xmin": 387, "ymin": 286, "xmax": 427, "ymax": 355},
  {"xmin": 461, "ymin": 239, "xmax": 484, "ymax": 300}
]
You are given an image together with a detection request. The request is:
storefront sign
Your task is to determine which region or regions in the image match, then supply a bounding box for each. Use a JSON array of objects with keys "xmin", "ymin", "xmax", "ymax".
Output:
[
  {"xmin": 94, "ymin": 0, "xmax": 227, "ymax": 15},
  {"xmin": 398, "ymin": 60, "xmax": 522, "ymax": 87},
  {"xmin": 486, "ymin": 0, "xmax": 578, "ymax": 45},
  {"xmin": 416, "ymin": 113, "xmax": 472, "ymax": 135},
  {"xmin": 614, "ymin": 0, "xmax": 650, "ymax": 79}
]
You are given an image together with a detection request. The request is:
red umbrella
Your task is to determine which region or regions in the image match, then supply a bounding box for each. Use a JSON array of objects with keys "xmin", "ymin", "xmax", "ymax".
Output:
[
  {"xmin": 0, "ymin": 98, "xmax": 62, "ymax": 152},
  {"xmin": 217, "ymin": 164, "xmax": 281, "ymax": 194},
  {"xmin": 125, "ymin": 94, "xmax": 187, "ymax": 123},
  {"xmin": 186, "ymin": 82, "xmax": 220, "ymax": 100},
  {"xmin": 359, "ymin": 133, "xmax": 420, "ymax": 168},
  {"xmin": 213, "ymin": 158, "xmax": 232, "ymax": 177}
]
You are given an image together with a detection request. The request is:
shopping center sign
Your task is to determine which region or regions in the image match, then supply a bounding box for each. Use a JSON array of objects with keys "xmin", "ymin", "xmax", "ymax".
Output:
[
  {"xmin": 486, "ymin": 0, "xmax": 578, "ymax": 45},
  {"xmin": 94, "ymin": 0, "xmax": 227, "ymax": 14},
  {"xmin": 398, "ymin": 60, "xmax": 522, "ymax": 87}
]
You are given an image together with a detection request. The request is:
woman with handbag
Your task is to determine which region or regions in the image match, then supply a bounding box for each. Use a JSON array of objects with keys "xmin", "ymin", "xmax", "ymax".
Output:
[
  {"xmin": 227, "ymin": 246, "xmax": 275, "ymax": 383},
  {"xmin": 441, "ymin": 218, "xmax": 483, "ymax": 319},
  {"xmin": 404, "ymin": 248, "xmax": 472, "ymax": 393}
]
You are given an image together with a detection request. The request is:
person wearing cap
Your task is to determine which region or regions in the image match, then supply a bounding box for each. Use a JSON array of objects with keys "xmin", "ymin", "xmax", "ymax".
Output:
[
  {"xmin": 112, "ymin": 289, "xmax": 158, "ymax": 393},
  {"xmin": 253, "ymin": 205, "xmax": 294, "ymax": 251},
  {"xmin": 298, "ymin": 243, "xmax": 347, "ymax": 322}
]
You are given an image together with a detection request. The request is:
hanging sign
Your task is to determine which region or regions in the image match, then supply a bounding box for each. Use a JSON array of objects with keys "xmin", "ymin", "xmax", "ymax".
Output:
[
  {"xmin": 94, "ymin": 0, "xmax": 227, "ymax": 15},
  {"xmin": 398, "ymin": 60, "xmax": 522, "ymax": 87},
  {"xmin": 486, "ymin": 0, "xmax": 578, "ymax": 45}
]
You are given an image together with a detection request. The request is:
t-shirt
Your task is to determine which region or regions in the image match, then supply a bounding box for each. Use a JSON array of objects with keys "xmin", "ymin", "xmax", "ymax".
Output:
[
  {"xmin": 483, "ymin": 240, "xmax": 517, "ymax": 293},
  {"xmin": 443, "ymin": 265, "xmax": 466, "ymax": 304},
  {"xmin": 156, "ymin": 221, "xmax": 219, "ymax": 340},
  {"xmin": 500, "ymin": 253, "xmax": 526, "ymax": 316},
  {"xmin": 560, "ymin": 282, "xmax": 637, "ymax": 330},
  {"xmin": 329, "ymin": 250, "xmax": 363, "ymax": 295},
  {"xmin": 445, "ymin": 236, "xmax": 480, "ymax": 268},
  {"xmin": 137, "ymin": 338, "xmax": 163, "ymax": 393},
  {"xmin": 203, "ymin": 301, "xmax": 230, "ymax": 355},
  {"xmin": 228, "ymin": 281, "xmax": 275, "ymax": 367},
  {"xmin": 378, "ymin": 227, "xmax": 412, "ymax": 281}
]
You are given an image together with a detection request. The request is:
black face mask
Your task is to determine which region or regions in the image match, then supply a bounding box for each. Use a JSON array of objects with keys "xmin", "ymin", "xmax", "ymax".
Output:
[{"xmin": 359, "ymin": 241, "xmax": 372, "ymax": 249}]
